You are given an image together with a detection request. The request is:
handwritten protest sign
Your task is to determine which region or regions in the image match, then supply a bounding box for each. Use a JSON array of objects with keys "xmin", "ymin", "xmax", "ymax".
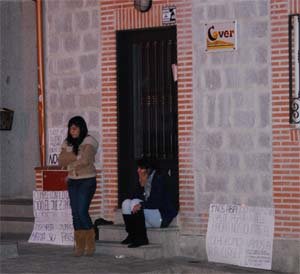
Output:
[
  {"xmin": 29, "ymin": 191, "xmax": 74, "ymax": 246},
  {"xmin": 206, "ymin": 204, "xmax": 274, "ymax": 270},
  {"xmin": 48, "ymin": 128, "xmax": 66, "ymax": 165}
]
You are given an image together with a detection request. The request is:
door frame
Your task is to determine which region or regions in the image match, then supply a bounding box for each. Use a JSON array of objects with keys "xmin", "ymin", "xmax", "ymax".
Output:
[{"xmin": 116, "ymin": 26, "xmax": 179, "ymax": 207}]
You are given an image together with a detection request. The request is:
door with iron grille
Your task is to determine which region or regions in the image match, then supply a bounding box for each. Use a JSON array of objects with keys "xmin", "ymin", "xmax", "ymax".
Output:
[{"xmin": 117, "ymin": 26, "xmax": 178, "ymax": 209}]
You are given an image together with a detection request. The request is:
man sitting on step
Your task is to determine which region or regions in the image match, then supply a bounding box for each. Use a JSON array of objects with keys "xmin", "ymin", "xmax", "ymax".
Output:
[{"xmin": 121, "ymin": 158, "xmax": 178, "ymax": 248}]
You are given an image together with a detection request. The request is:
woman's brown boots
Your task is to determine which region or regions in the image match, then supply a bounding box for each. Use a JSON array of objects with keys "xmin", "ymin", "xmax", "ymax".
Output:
[
  {"xmin": 74, "ymin": 230, "xmax": 85, "ymax": 256},
  {"xmin": 74, "ymin": 229, "xmax": 96, "ymax": 256},
  {"xmin": 85, "ymin": 228, "xmax": 96, "ymax": 256}
]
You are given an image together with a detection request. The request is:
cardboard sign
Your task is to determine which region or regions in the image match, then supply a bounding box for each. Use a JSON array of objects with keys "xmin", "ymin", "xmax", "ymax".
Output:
[
  {"xmin": 48, "ymin": 128, "xmax": 66, "ymax": 166},
  {"xmin": 29, "ymin": 191, "xmax": 74, "ymax": 246},
  {"xmin": 206, "ymin": 204, "xmax": 274, "ymax": 270}
]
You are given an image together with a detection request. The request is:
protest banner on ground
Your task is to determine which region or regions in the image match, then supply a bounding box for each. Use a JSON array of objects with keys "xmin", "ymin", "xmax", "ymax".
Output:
[
  {"xmin": 206, "ymin": 204, "xmax": 274, "ymax": 270},
  {"xmin": 29, "ymin": 191, "xmax": 74, "ymax": 246}
]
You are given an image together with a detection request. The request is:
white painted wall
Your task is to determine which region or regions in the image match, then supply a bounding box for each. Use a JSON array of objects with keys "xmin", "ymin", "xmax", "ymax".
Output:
[{"xmin": 0, "ymin": 0, "xmax": 39, "ymax": 198}]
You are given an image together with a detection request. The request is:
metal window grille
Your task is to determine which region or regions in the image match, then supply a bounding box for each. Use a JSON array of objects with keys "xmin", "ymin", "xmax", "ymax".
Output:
[
  {"xmin": 132, "ymin": 39, "xmax": 178, "ymax": 159},
  {"xmin": 289, "ymin": 14, "xmax": 300, "ymax": 127}
]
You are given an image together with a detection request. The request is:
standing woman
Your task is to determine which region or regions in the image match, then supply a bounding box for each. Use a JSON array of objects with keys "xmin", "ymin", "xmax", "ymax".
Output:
[{"xmin": 58, "ymin": 116, "xmax": 98, "ymax": 256}]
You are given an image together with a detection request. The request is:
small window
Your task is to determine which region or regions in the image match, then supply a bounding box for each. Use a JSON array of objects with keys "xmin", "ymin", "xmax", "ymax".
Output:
[{"xmin": 288, "ymin": 14, "xmax": 300, "ymax": 128}]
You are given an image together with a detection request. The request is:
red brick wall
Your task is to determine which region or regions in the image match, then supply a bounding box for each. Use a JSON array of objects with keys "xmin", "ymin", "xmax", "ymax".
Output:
[
  {"xmin": 100, "ymin": 0, "xmax": 194, "ymax": 229},
  {"xmin": 35, "ymin": 169, "xmax": 43, "ymax": 191},
  {"xmin": 271, "ymin": 0, "xmax": 300, "ymax": 239}
]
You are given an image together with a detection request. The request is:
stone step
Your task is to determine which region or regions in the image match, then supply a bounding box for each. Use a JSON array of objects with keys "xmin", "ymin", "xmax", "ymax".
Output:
[
  {"xmin": 0, "ymin": 199, "xmax": 34, "ymax": 236},
  {"xmin": 0, "ymin": 217, "xmax": 34, "ymax": 234},
  {"xmin": 98, "ymin": 224, "xmax": 180, "ymax": 243},
  {"xmin": 0, "ymin": 240, "xmax": 19, "ymax": 258},
  {"xmin": 98, "ymin": 225, "xmax": 180, "ymax": 257},
  {"xmin": 0, "ymin": 199, "xmax": 33, "ymax": 218},
  {"xmin": 0, "ymin": 233, "xmax": 31, "ymax": 241},
  {"xmin": 95, "ymin": 240, "xmax": 163, "ymax": 260},
  {"xmin": 113, "ymin": 209, "xmax": 179, "ymax": 227}
]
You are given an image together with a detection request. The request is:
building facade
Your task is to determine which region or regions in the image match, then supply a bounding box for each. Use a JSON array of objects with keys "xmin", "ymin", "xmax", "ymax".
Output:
[{"xmin": 1, "ymin": 0, "xmax": 299, "ymax": 272}]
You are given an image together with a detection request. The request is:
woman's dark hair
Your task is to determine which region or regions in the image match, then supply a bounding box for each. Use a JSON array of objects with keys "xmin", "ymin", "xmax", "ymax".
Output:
[{"xmin": 66, "ymin": 116, "xmax": 88, "ymax": 155}]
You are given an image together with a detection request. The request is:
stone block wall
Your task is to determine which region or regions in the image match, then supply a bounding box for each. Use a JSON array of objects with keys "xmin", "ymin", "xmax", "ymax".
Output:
[
  {"xmin": 43, "ymin": 0, "xmax": 102, "ymax": 216},
  {"xmin": 192, "ymin": 0, "xmax": 273, "ymax": 233},
  {"xmin": 44, "ymin": 0, "xmax": 101, "ymax": 166}
]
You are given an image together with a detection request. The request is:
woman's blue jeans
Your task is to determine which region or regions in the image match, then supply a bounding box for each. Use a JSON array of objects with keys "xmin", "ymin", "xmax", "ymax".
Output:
[{"xmin": 67, "ymin": 177, "xmax": 96, "ymax": 230}]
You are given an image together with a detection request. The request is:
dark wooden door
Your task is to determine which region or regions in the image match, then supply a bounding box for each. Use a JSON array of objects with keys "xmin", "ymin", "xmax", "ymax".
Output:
[{"xmin": 117, "ymin": 26, "xmax": 178, "ymax": 208}]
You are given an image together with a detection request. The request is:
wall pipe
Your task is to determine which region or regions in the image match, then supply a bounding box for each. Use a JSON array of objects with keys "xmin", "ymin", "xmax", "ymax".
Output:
[{"xmin": 35, "ymin": 0, "xmax": 46, "ymax": 166}]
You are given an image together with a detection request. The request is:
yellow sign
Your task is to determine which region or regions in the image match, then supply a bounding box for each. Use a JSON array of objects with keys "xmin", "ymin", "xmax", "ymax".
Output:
[{"xmin": 205, "ymin": 21, "xmax": 237, "ymax": 52}]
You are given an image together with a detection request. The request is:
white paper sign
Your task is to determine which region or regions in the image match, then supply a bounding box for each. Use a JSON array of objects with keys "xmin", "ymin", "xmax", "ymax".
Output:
[
  {"xmin": 48, "ymin": 128, "xmax": 66, "ymax": 165},
  {"xmin": 206, "ymin": 204, "xmax": 274, "ymax": 270},
  {"xmin": 29, "ymin": 191, "xmax": 74, "ymax": 246},
  {"xmin": 205, "ymin": 21, "xmax": 237, "ymax": 52},
  {"xmin": 162, "ymin": 6, "xmax": 176, "ymax": 25}
]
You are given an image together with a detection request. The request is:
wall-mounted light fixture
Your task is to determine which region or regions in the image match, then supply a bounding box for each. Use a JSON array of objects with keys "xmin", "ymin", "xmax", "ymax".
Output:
[
  {"xmin": 288, "ymin": 14, "xmax": 300, "ymax": 128},
  {"xmin": 0, "ymin": 108, "xmax": 14, "ymax": 130},
  {"xmin": 134, "ymin": 0, "xmax": 152, "ymax": 12}
]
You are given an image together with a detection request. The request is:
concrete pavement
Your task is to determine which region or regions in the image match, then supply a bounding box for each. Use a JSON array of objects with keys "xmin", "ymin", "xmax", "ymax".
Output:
[{"xmin": 0, "ymin": 240, "xmax": 291, "ymax": 274}]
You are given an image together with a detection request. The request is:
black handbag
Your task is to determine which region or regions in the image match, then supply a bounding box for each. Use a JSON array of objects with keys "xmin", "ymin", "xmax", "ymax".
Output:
[{"xmin": 93, "ymin": 218, "xmax": 114, "ymax": 240}]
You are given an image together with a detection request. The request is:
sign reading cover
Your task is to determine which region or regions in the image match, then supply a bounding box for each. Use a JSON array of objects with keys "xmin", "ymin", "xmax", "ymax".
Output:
[
  {"xmin": 29, "ymin": 191, "xmax": 74, "ymax": 246},
  {"xmin": 206, "ymin": 204, "xmax": 274, "ymax": 270},
  {"xmin": 205, "ymin": 21, "xmax": 237, "ymax": 52}
]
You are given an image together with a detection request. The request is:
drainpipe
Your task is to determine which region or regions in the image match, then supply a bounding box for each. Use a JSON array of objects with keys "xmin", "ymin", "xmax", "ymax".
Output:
[{"xmin": 35, "ymin": 0, "xmax": 46, "ymax": 166}]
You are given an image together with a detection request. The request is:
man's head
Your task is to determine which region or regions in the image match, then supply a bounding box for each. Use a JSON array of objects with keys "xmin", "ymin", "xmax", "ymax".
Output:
[
  {"xmin": 136, "ymin": 158, "xmax": 154, "ymax": 186},
  {"xmin": 136, "ymin": 158, "xmax": 153, "ymax": 170}
]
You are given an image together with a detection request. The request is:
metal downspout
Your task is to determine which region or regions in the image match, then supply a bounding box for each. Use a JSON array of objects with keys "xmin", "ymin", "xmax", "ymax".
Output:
[{"xmin": 35, "ymin": 0, "xmax": 46, "ymax": 166}]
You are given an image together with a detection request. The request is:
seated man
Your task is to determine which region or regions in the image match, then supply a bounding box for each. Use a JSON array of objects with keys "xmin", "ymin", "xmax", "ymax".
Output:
[{"xmin": 121, "ymin": 158, "xmax": 178, "ymax": 248}]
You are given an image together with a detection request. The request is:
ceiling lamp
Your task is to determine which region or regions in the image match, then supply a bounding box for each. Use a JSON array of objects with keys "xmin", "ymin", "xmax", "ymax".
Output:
[{"xmin": 134, "ymin": 0, "xmax": 152, "ymax": 12}]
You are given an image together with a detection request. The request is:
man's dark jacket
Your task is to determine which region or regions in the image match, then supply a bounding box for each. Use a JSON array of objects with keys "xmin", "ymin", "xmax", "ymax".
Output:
[{"xmin": 134, "ymin": 171, "xmax": 178, "ymax": 228}]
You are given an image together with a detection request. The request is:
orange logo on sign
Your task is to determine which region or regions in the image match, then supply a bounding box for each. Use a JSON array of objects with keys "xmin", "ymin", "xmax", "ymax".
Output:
[
  {"xmin": 207, "ymin": 25, "xmax": 235, "ymax": 41},
  {"xmin": 205, "ymin": 21, "xmax": 237, "ymax": 51}
]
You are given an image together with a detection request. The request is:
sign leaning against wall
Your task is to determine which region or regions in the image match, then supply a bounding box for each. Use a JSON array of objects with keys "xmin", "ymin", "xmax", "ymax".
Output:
[
  {"xmin": 206, "ymin": 204, "xmax": 274, "ymax": 270},
  {"xmin": 205, "ymin": 21, "xmax": 237, "ymax": 52},
  {"xmin": 48, "ymin": 128, "xmax": 66, "ymax": 166},
  {"xmin": 29, "ymin": 191, "xmax": 74, "ymax": 246}
]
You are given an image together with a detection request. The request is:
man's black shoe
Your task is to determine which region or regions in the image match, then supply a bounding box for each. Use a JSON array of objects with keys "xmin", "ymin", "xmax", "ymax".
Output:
[
  {"xmin": 121, "ymin": 235, "xmax": 133, "ymax": 245},
  {"xmin": 94, "ymin": 217, "xmax": 113, "ymax": 226},
  {"xmin": 127, "ymin": 239, "xmax": 149, "ymax": 248}
]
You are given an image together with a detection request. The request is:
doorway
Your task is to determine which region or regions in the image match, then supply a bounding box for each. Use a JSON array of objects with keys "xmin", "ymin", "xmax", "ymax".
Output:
[{"xmin": 117, "ymin": 26, "xmax": 179, "ymax": 208}]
